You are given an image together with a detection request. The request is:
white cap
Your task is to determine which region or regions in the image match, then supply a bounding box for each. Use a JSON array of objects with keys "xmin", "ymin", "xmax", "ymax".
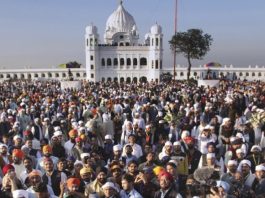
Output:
[
  {"xmin": 105, "ymin": 134, "xmax": 113, "ymax": 140},
  {"xmin": 173, "ymin": 141, "xmax": 181, "ymax": 146},
  {"xmin": 159, "ymin": 120, "xmax": 165, "ymax": 124},
  {"xmin": 168, "ymin": 159, "xmax": 178, "ymax": 167},
  {"xmin": 13, "ymin": 135, "xmax": 22, "ymax": 141},
  {"xmin": 241, "ymin": 159, "xmax": 251, "ymax": 167},
  {"xmin": 74, "ymin": 160, "xmax": 83, "ymax": 166},
  {"xmin": 113, "ymin": 144, "xmax": 122, "ymax": 151},
  {"xmin": 251, "ymin": 145, "xmax": 262, "ymax": 152},
  {"xmin": 52, "ymin": 131, "xmax": 63, "ymax": 139},
  {"xmin": 12, "ymin": 190, "xmax": 29, "ymax": 198},
  {"xmin": 165, "ymin": 141, "xmax": 172, "ymax": 146},
  {"xmin": 216, "ymin": 181, "xmax": 230, "ymax": 193},
  {"xmin": 54, "ymin": 126, "xmax": 61, "ymax": 131},
  {"xmin": 222, "ymin": 118, "xmax": 230, "ymax": 124},
  {"xmin": 80, "ymin": 153, "xmax": 90, "ymax": 159},
  {"xmin": 102, "ymin": 182, "xmax": 118, "ymax": 192},
  {"xmin": 44, "ymin": 118, "xmax": 50, "ymax": 122},
  {"xmin": 78, "ymin": 120, "xmax": 84, "ymax": 125},
  {"xmin": 206, "ymin": 153, "xmax": 215, "ymax": 159},
  {"xmin": 256, "ymin": 164, "xmax": 265, "ymax": 171},
  {"xmin": 228, "ymin": 160, "xmax": 238, "ymax": 166},
  {"xmin": 0, "ymin": 143, "xmax": 8, "ymax": 149}
]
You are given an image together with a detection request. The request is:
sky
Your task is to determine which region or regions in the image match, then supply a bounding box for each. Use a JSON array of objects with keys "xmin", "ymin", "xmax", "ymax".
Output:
[{"xmin": 0, "ymin": 0, "xmax": 264, "ymax": 69}]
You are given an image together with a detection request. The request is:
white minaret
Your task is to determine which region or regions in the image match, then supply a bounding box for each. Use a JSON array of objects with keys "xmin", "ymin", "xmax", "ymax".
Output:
[
  {"xmin": 85, "ymin": 24, "xmax": 100, "ymax": 82},
  {"xmin": 148, "ymin": 23, "xmax": 163, "ymax": 82}
]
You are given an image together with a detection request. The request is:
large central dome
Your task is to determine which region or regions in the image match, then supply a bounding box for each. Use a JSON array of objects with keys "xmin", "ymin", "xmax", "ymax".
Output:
[{"xmin": 105, "ymin": 2, "xmax": 136, "ymax": 34}]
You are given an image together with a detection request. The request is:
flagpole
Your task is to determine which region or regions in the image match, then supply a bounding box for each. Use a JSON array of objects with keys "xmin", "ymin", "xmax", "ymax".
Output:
[{"xmin": 173, "ymin": 0, "xmax": 177, "ymax": 81}]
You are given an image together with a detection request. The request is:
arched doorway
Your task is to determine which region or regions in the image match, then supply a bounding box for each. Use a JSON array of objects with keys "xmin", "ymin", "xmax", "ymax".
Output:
[
  {"xmin": 114, "ymin": 77, "xmax": 118, "ymax": 82},
  {"xmin": 133, "ymin": 77, "xmax": 137, "ymax": 83},
  {"xmin": 107, "ymin": 77, "xmax": 112, "ymax": 82},
  {"xmin": 126, "ymin": 77, "xmax": 131, "ymax": 83},
  {"xmin": 120, "ymin": 77, "xmax": 124, "ymax": 83},
  {"xmin": 139, "ymin": 76, "xmax": 147, "ymax": 83}
]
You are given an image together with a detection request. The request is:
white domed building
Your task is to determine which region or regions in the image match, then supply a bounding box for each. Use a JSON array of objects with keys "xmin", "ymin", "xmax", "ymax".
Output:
[{"xmin": 85, "ymin": 1, "xmax": 163, "ymax": 83}]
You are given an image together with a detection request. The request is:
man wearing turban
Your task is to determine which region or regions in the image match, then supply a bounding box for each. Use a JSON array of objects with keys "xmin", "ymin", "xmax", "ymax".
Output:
[{"xmin": 11, "ymin": 149, "xmax": 25, "ymax": 176}]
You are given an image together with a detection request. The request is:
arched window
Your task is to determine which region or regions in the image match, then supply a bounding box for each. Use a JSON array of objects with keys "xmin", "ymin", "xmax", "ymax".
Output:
[
  {"xmin": 101, "ymin": 58, "xmax": 105, "ymax": 66},
  {"xmin": 140, "ymin": 57, "xmax": 147, "ymax": 66},
  {"xmin": 76, "ymin": 73, "xmax": 80, "ymax": 77},
  {"xmin": 102, "ymin": 77, "xmax": 105, "ymax": 82},
  {"xmin": 55, "ymin": 73, "xmax": 59, "ymax": 77},
  {"xmin": 252, "ymin": 72, "xmax": 255, "ymax": 76},
  {"xmin": 246, "ymin": 72, "xmax": 249, "ymax": 76},
  {"xmin": 180, "ymin": 72, "xmax": 184, "ymax": 76},
  {"xmin": 156, "ymin": 38, "xmax": 159, "ymax": 46},
  {"xmin": 107, "ymin": 77, "xmax": 112, "ymax": 82},
  {"xmin": 28, "ymin": 74, "xmax": 31, "ymax": 79},
  {"xmin": 114, "ymin": 58, "xmax": 118, "ymax": 66},
  {"xmin": 48, "ymin": 72, "xmax": 52, "ymax": 78},
  {"xmin": 155, "ymin": 60, "xmax": 159, "ymax": 69},
  {"xmin": 120, "ymin": 77, "xmax": 125, "ymax": 83},
  {"xmin": 62, "ymin": 73, "xmax": 66, "ymax": 78},
  {"xmin": 239, "ymin": 72, "xmax": 243, "ymax": 76},
  {"xmin": 194, "ymin": 72, "xmax": 197, "ymax": 76},
  {"xmin": 107, "ymin": 58, "xmax": 112, "ymax": 66},
  {"xmin": 133, "ymin": 58, "xmax": 137, "ymax": 66},
  {"xmin": 120, "ymin": 58, "xmax": 124, "ymax": 66},
  {"xmin": 258, "ymin": 72, "xmax": 262, "ymax": 77},
  {"xmin": 41, "ymin": 73, "xmax": 45, "ymax": 78},
  {"xmin": 20, "ymin": 74, "xmax": 24, "ymax": 79},
  {"xmin": 34, "ymin": 73, "xmax": 38, "ymax": 78},
  {"xmin": 83, "ymin": 73, "xmax": 87, "ymax": 77},
  {"xmin": 0, "ymin": 74, "xmax": 3, "ymax": 78},
  {"xmin": 126, "ymin": 77, "xmax": 131, "ymax": 83},
  {"xmin": 133, "ymin": 77, "xmax": 137, "ymax": 83},
  {"xmin": 127, "ymin": 58, "xmax": 131, "ymax": 66},
  {"xmin": 114, "ymin": 77, "xmax": 118, "ymax": 82},
  {"xmin": 125, "ymin": 42, "xmax": 130, "ymax": 46},
  {"xmin": 119, "ymin": 43, "xmax": 124, "ymax": 46},
  {"xmin": 13, "ymin": 74, "xmax": 17, "ymax": 79}
]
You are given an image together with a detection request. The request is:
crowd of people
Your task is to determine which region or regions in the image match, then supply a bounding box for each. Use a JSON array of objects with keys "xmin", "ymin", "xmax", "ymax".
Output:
[{"xmin": 0, "ymin": 79, "xmax": 264, "ymax": 198}]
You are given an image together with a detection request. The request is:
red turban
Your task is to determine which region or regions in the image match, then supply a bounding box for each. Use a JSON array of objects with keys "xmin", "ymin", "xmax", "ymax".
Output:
[
  {"xmin": 12, "ymin": 149, "xmax": 24, "ymax": 159},
  {"xmin": 67, "ymin": 178, "xmax": 81, "ymax": 188},
  {"xmin": 75, "ymin": 137, "xmax": 82, "ymax": 143},
  {"xmin": 184, "ymin": 136, "xmax": 195, "ymax": 144},
  {"xmin": 23, "ymin": 130, "xmax": 32, "ymax": 136},
  {"xmin": 158, "ymin": 171, "xmax": 174, "ymax": 182},
  {"xmin": 2, "ymin": 164, "xmax": 15, "ymax": 175}
]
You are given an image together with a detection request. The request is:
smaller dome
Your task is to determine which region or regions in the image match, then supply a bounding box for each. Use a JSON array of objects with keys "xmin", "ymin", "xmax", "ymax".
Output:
[
  {"xmin": 150, "ymin": 23, "xmax": 162, "ymax": 34},
  {"xmin": 86, "ymin": 25, "xmax": 98, "ymax": 35}
]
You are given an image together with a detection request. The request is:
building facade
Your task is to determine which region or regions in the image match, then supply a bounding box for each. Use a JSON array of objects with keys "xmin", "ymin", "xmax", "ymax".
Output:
[{"xmin": 85, "ymin": 1, "xmax": 163, "ymax": 83}]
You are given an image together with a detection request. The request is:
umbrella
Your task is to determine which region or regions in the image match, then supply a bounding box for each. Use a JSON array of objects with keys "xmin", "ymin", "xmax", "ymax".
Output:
[{"xmin": 204, "ymin": 62, "xmax": 222, "ymax": 68}]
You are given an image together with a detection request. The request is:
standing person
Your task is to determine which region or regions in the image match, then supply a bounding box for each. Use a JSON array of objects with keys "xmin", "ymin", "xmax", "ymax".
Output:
[
  {"xmin": 120, "ymin": 173, "xmax": 143, "ymax": 198},
  {"xmin": 85, "ymin": 167, "xmax": 108, "ymax": 197},
  {"xmin": 31, "ymin": 118, "xmax": 44, "ymax": 141},
  {"xmin": 154, "ymin": 171, "xmax": 182, "ymax": 198},
  {"xmin": 254, "ymin": 164, "xmax": 265, "ymax": 196},
  {"xmin": 42, "ymin": 158, "xmax": 67, "ymax": 196},
  {"xmin": 0, "ymin": 143, "xmax": 12, "ymax": 169},
  {"xmin": 102, "ymin": 182, "xmax": 120, "ymax": 198}
]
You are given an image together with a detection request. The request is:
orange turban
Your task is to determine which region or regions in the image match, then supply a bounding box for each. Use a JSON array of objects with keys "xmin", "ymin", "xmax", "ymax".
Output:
[
  {"xmin": 69, "ymin": 129, "xmax": 78, "ymax": 138},
  {"xmin": 153, "ymin": 166, "xmax": 165, "ymax": 176},
  {"xmin": 12, "ymin": 149, "xmax": 24, "ymax": 159},
  {"xmin": 42, "ymin": 145, "xmax": 52, "ymax": 154},
  {"xmin": 67, "ymin": 178, "xmax": 81, "ymax": 188}
]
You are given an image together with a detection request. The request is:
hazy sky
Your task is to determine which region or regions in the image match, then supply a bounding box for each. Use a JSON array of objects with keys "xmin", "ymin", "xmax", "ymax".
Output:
[{"xmin": 0, "ymin": 0, "xmax": 264, "ymax": 69}]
